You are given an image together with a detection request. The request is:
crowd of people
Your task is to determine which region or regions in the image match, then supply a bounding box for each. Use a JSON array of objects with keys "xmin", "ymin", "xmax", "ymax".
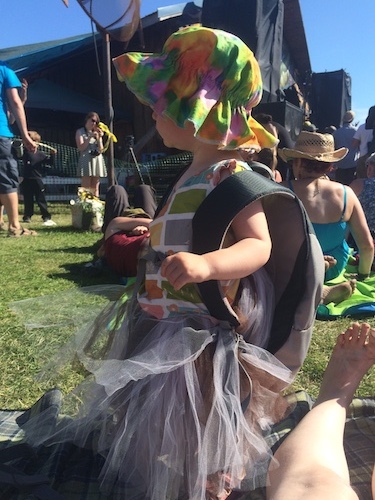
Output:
[
  {"xmin": 1, "ymin": 24, "xmax": 375, "ymax": 500},
  {"xmin": 0, "ymin": 71, "xmax": 108, "ymax": 235}
]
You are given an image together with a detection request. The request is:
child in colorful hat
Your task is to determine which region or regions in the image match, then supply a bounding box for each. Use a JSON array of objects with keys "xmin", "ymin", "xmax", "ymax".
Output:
[
  {"xmin": 96, "ymin": 25, "xmax": 291, "ymax": 499},
  {"xmin": 20, "ymin": 26, "xmax": 293, "ymax": 500}
]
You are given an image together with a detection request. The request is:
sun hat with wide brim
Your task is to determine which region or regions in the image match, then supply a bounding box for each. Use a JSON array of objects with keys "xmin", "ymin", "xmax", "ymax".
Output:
[
  {"xmin": 279, "ymin": 131, "xmax": 348, "ymax": 163},
  {"xmin": 112, "ymin": 25, "xmax": 277, "ymax": 151}
]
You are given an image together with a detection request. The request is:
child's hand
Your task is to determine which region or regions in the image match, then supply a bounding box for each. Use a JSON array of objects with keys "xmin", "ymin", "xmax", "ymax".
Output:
[
  {"xmin": 130, "ymin": 225, "xmax": 149, "ymax": 236},
  {"xmin": 161, "ymin": 252, "xmax": 211, "ymax": 290}
]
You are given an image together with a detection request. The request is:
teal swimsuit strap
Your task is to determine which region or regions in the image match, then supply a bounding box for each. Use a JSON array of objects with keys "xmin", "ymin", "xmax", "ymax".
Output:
[{"xmin": 340, "ymin": 185, "xmax": 347, "ymax": 221}]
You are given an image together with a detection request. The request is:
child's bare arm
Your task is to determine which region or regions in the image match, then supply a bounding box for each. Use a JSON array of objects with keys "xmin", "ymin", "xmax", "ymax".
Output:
[{"xmin": 161, "ymin": 200, "xmax": 271, "ymax": 290}]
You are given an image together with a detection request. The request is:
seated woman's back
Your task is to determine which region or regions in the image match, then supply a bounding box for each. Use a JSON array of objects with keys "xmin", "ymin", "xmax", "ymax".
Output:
[
  {"xmin": 279, "ymin": 130, "xmax": 374, "ymax": 280},
  {"xmin": 286, "ymin": 177, "xmax": 351, "ymax": 224}
]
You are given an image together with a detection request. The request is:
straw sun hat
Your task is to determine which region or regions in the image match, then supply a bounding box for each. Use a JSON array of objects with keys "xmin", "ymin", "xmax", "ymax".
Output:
[{"xmin": 279, "ymin": 131, "xmax": 348, "ymax": 163}]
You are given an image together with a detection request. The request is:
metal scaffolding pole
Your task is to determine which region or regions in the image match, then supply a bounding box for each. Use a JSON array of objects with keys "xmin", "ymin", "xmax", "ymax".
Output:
[{"xmin": 102, "ymin": 31, "xmax": 115, "ymax": 187}]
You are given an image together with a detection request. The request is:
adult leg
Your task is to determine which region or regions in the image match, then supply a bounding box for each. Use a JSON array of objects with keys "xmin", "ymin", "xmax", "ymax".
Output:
[
  {"xmin": 267, "ymin": 322, "xmax": 375, "ymax": 500},
  {"xmin": 81, "ymin": 176, "xmax": 93, "ymax": 193},
  {"xmin": 133, "ymin": 184, "xmax": 157, "ymax": 218},
  {"xmin": 0, "ymin": 192, "xmax": 20, "ymax": 231},
  {"xmin": 0, "ymin": 203, "xmax": 5, "ymax": 230},
  {"xmin": 89, "ymin": 176, "xmax": 100, "ymax": 197},
  {"xmin": 0, "ymin": 137, "xmax": 21, "ymax": 230},
  {"xmin": 102, "ymin": 184, "xmax": 130, "ymax": 234}
]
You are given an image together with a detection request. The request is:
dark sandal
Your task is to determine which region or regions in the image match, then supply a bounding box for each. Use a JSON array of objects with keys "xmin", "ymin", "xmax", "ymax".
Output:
[{"xmin": 8, "ymin": 227, "xmax": 38, "ymax": 237}]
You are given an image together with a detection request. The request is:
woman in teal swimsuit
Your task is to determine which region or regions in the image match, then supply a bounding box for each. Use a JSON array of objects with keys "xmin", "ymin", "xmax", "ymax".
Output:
[{"xmin": 280, "ymin": 131, "xmax": 373, "ymax": 282}]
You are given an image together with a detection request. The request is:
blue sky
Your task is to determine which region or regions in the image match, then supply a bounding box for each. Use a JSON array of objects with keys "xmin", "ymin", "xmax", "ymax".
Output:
[{"xmin": 0, "ymin": 0, "xmax": 374, "ymax": 124}]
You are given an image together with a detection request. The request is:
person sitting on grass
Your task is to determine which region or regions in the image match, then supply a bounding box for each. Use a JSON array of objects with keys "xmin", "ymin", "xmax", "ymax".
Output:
[
  {"xmin": 280, "ymin": 131, "xmax": 374, "ymax": 285},
  {"xmin": 88, "ymin": 183, "xmax": 156, "ymax": 276}
]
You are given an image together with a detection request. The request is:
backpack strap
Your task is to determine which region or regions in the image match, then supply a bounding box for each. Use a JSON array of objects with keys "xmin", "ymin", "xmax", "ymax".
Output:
[{"xmin": 192, "ymin": 169, "xmax": 298, "ymax": 328}]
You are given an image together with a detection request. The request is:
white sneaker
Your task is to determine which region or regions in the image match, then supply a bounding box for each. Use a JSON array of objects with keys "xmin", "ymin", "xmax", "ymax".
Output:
[{"xmin": 43, "ymin": 219, "xmax": 57, "ymax": 226}]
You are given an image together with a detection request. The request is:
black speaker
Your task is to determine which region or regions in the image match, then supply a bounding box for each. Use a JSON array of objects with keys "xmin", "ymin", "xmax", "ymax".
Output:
[
  {"xmin": 254, "ymin": 101, "xmax": 304, "ymax": 142},
  {"xmin": 201, "ymin": 0, "xmax": 257, "ymax": 51},
  {"xmin": 201, "ymin": 0, "xmax": 284, "ymax": 101},
  {"xmin": 311, "ymin": 70, "xmax": 352, "ymax": 131}
]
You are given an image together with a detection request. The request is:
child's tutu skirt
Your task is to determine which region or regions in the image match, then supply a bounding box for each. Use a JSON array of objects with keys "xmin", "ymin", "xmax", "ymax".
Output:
[{"xmin": 16, "ymin": 272, "xmax": 293, "ymax": 499}]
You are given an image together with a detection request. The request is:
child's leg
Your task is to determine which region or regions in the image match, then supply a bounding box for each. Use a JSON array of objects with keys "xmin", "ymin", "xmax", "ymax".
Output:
[
  {"xmin": 21, "ymin": 180, "xmax": 34, "ymax": 220},
  {"xmin": 35, "ymin": 178, "xmax": 51, "ymax": 220},
  {"xmin": 267, "ymin": 322, "xmax": 375, "ymax": 500},
  {"xmin": 102, "ymin": 185, "xmax": 130, "ymax": 233}
]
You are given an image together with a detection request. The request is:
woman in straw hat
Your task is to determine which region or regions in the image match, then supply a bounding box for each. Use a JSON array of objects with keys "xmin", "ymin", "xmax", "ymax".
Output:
[
  {"xmin": 280, "ymin": 131, "xmax": 374, "ymax": 287},
  {"xmin": 18, "ymin": 26, "xmax": 296, "ymax": 500}
]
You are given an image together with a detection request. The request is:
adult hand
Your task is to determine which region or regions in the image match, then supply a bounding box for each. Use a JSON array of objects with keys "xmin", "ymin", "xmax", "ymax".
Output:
[{"xmin": 161, "ymin": 252, "xmax": 211, "ymax": 290}]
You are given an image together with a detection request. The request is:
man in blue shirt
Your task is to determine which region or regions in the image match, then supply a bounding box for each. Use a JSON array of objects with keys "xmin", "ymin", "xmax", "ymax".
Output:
[{"xmin": 0, "ymin": 61, "xmax": 36, "ymax": 236}]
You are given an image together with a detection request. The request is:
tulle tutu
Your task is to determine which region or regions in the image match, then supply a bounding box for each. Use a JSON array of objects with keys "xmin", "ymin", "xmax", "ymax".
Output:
[{"xmin": 10, "ymin": 271, "xmax": 293, "ymax": 499}]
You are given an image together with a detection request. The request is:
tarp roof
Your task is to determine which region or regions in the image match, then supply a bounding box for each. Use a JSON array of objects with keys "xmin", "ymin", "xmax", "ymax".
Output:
[
  {"xmin": 26, "ymin": 78, "xmax": 105, "ymax": 115},
  {"xmin": 0, "ymin": 1, "xmax": 310, "ymax": 118},
  {"xmin": 0, "ymin": 34, "xmax": 130, "ymax": 117},
  {"xmin": 0, "ymin": 33, "xmax": 99, "ymax": 76}
]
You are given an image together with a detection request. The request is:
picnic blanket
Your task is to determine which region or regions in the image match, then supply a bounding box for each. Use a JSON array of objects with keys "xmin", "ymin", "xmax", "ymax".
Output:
[
  {"xmin": 317, "ymin": 260, "xmax": 375, "ymax": 320},
  {"xmin": 0, "ymin": 390, "xmax": 374, "ymax": 499}
]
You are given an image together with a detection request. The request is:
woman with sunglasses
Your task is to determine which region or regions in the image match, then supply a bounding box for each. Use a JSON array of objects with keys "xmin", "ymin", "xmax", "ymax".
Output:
[{"xmin": 76, "ymin": 111, "xmax": 107, "ymax": 197}]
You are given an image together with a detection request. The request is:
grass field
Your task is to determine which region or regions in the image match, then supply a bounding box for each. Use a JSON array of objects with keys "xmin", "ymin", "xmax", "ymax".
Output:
[{"xmin": 0, "ymin": 203, "xmax": 374, "ymax": 410}]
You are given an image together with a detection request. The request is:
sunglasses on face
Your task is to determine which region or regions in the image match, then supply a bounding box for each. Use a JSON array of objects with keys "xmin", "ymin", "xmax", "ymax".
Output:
[{"xmin": 91, "ymin": 118, "xmax": 98, "ymax": 124}]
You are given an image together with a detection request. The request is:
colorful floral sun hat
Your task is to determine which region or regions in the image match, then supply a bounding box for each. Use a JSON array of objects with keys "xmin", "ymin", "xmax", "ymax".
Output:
[{"xmin": 113, "ymin": 25, "xmax": 277, "ymax": 151}]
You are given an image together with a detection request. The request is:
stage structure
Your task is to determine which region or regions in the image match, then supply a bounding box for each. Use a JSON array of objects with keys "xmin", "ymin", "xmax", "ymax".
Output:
[{"xmin": 201, "ymin": 0, "xmax": 309, "ymax": 140}]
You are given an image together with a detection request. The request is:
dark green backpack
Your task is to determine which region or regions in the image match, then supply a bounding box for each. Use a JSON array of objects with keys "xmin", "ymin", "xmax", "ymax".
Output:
[{"xmin": 191, "ymin": 169, "xmax": 324, "ymax": 375}]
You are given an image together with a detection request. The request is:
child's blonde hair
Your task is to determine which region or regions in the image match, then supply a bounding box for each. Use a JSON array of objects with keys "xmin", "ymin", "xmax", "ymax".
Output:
[{"xmin": 28, "ymin": 130, "xmax": 41, "ymax": 143}]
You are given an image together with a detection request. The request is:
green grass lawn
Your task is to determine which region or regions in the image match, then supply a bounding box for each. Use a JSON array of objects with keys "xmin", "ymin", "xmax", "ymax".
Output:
[{"xmin": 0, "ymin": 203, "xmax": 374, "ymax": 409}]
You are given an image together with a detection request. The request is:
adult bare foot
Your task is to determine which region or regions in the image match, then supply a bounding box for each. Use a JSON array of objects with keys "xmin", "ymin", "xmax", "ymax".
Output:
[
  {"xmin": 324, "ymin": 255, "xmax": 337, "ymax": 272},
  {"xmin": 315, "ymin": 322, "xmax": 375, "ymax": 408},
  {"xmin": 321, "ymin": 279, "xmax": 356, "ymax": 305}
]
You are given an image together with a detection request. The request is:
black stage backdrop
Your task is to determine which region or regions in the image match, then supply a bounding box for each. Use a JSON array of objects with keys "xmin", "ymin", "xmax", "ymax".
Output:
[{"xmin": 202, "ymin": 0, "xmax": 284, "ymax": 103}]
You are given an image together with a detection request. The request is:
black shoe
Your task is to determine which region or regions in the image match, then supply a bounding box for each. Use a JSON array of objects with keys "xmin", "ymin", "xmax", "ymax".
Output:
[{"xmin": 23, "ymin": 217, "xmax": 31, "ymax": 223}]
